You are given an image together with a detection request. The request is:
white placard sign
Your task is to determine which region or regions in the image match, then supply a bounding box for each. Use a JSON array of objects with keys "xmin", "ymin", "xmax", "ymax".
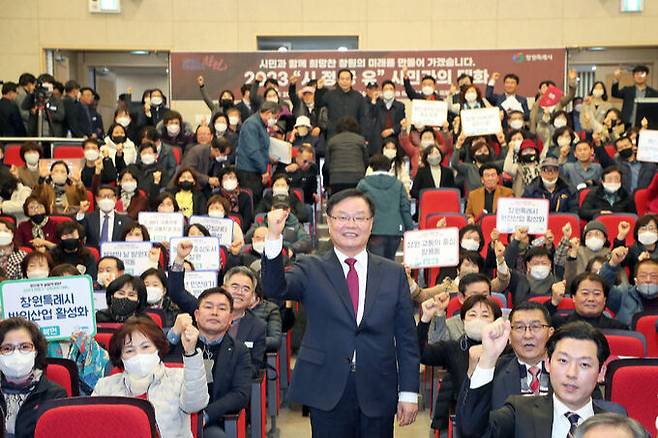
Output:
[
  {"xmin": 138, "ymin": 212, "xmax": 185, "ymax": 243},
  {"xmin": 411, "ymin": 100, "xmax": 448, "ymax": 127},
  {"xmin": 460, "ymin": 107, "xmax": 502, "ymax": 136},
  {"xmin": 269, "ymin": 137, "xmax": 292, "ymax": 164},
  {"xmin": 183, "ymin": 270, "xmax": 219, "ymax": 298},
  {"xmin": 496, "ymin": 197, "xmax": 550, "ymax": 235},
  {"xmin": 636, "ymin": 129, "xmax": 658, "ymax": 163},
  {"xmin": 169, "ymin": 236, "xmax": 221, "ymax": 271},
  {"xmin": 403, "ymin": 227, "xmax": 460, "ymax": 269},
  {"xmin": 189, "ymin": 216, "xmax": 234, "ymax": 247},
  {"xmin": 0, "ymin": 275, "xmax": 96, "ymax": 341},
  {"xmin": 101, "ymin": 241, "xmax": 154, "ymax": 275},
  {"xmin": 500, "ymin": 96, "xmax": 523, "ymax": 113}
]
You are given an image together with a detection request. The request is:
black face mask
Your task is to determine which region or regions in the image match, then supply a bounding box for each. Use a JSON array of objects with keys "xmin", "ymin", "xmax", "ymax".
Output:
[
  {"xmin": 518, "ymin": 154, "xmax": 536, "ymax": 163},
  {"xmin": 112, "ymin": 136, "xmax": 126, "ymax": 144},
  {"xmin": 31, "ymin": 214, "xmax": 46, "ymax": 224},
  {"xmin": 475, "ymin": 153, "xmax": 491, "ymax": 163},
  {"xmin": 618, "ymin": 148, "xmax": 633, "ymax": 159},
  {"xmin": 179, "ymin": 181, "xmax": 194, "ymax": 191},
  {"xmin": 220, "ymin": 99, "xmax": 233, "ymax": 109},
  {"xmin": 61, "ymin": 238, "xmax": 80, "ymax": 252},
  {"xmin": 110, "ymin": 297, "xmax": 139, "ymax": 320}
]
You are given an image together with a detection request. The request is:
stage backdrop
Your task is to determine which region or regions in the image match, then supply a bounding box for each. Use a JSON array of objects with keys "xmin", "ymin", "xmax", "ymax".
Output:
[{"xmin": 171, "ymin": 49, "xmax": 566, "ymax": 101}]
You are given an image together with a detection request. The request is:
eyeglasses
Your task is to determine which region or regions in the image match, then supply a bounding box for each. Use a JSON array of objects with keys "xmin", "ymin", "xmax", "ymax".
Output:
[
  {"xmin": 328, "ymin": 215, "xmax": 372, "ymax": 224},
  {"xmin": 228, "ymin": 283, "xmax": 252, "ymax": 294},
  {"xmin": 0, "ymin": 342, "xmax": 35, "ymax": 355},
  {"xmin": 511, "ymin": 324, "xmax": 550, "ymax": 334}
]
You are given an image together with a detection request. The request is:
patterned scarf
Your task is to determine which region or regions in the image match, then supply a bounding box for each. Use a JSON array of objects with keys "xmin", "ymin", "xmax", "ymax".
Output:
[
  {"xmin": 31, "ymin": 216, "xmax": 48, "ymax": 240},
  {"xmin": 220, "ymin": 188, "xmax": 240, "ymax": 213},
  {"xmin": 2, "ymin": 369, "xmax": 41, "ymax": 434},
  {"xmin": 520, "ymin": 164, "xmax": 540, "ymax": 187}
]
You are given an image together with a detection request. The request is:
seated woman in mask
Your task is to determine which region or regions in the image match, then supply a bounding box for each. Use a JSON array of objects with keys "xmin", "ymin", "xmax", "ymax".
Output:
[
  {"xmin": 170, "ymin": 168, "xmax": 207, "ymax": 219},
  {"xmin": 451, "ymin": 133, "xmax": 507, "ymax": 194},
  {"xmin": 0, "ymin": 218, "xmax": 28, "ymax": 280},
  {"xmin": 20, "ymin": 251, "xmax": 53, "ymax": 280},
  {"xmin": 93, "ymin": 316, "xmax": 208, "ymax": 438},
  {"xmin": 503, "ymin": 136, "xmax": 544, "ymax": 197},
  {"xmin": 116, "ymin": 143, "xmax": 165, "ymax": 201},
  {"xmin": 33, "ymin": 161, "xmax": 86, "ymax": 215},
  {"xmin": 80, "ymin": 138, "xmax": 117, "ymax": 189},
  {"xmin": 217, "ymin": 166, "xmax": 254, "ymax": 233},
  {"xmin": 16, "ymin": 196, "xmax": 59, "ymax": 251},
  {"xmin": 48, "ymin": 221, "xmax": 97, "ymax": 280},
  {"xmin": 399, "ymin": 120, "xmax": 452, "ymax": 179},
  {"xmin": 140, "ymin": 268, "xmax": 181, "ymax": 329},
  {"xmin": 206, "ymin": 195, "xmax": 244, "ymax": 256},
  {"xmin": 14, "ymin": 142, "xmax": 43, "ymax": 189},
  {"xmin": 96, "ymin": 274, "xmax": 149, "ymax": 323},
  {"xmin": 255, "ymin": 174, "xmax": 308, "ymax": 222},
  {"xmin": 0, "ymin": 318, "xmax": 67, "ymax": 437},
  {"xmin": 103, "ymin": 119, "xmax": 138, "ymax": 164},
  {"xmin": 159, "ymin": 110, "xmax": 194, "ymax": 152},
  {"xmin": 418, "ymin": 294, "xmax": 502, "ymax": 432},
  {"xmin": 115, "ymin": 169, "xmax": 148, "ymax": 220},
  {"xmin": 0, "ymin": 166, "xmax": 32, "ymax": 223},
  {"xmin": 410, "ymin": 145, "xmax": 455, "ymax": 213}
]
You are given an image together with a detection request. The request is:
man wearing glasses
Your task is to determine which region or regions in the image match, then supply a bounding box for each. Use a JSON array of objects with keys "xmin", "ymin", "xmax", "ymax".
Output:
[{"xmin": 261, "ymin": 189, "xmax": 419, "ymax": 437}]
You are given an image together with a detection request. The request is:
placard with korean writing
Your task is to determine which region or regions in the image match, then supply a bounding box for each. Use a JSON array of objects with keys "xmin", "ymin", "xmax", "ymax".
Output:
[
  {"xmin": 101, "ymin": 241, "xmax": 154, "ymax": 276},
  {"xmin": 496, "ymin": 197, "xmax": 550, "ymax": 235},
  {"xmin": 0, "ymin": 275, "xmax": 96, "ymax": 341},
  {"xmin": 411, "ymin": 100, "xmax": 448, "ymax": 127},
  {"xmin": 138, "ymin": 212, "xmax": 185, "ymax": 243},
  {"xmin": 403, "ymin": 228, "xmax": 460, "ymax": 269},
  {"xmin": 183, "ymin": 270, "xmax": 219, "ymax": 298},
  {"xmin": 189, "ymin": 216, "xmax": 233, "ymax": 247},
  {"xmin": 269, "ymin": 137, "xmax": 292, "ymax": 164},
  {"xmin": 460, "ymin": 107, "xmax": 502, "ymax": 136},
  {"xmin": 169, "ymin": 236, "xmax": 221, "ymax": 271},
  {"xmin": 636, "ymin": 129, "xmax": 658, "ymax": 163}
]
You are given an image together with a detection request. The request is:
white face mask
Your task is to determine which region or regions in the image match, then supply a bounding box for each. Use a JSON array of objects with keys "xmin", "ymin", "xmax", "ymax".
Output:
[
  {"xmin": 461, "ymin": 238, "xmax": 480, "ymax": 252},
  {"xmin": 27, "ymin": 269, "xmax": 49, "ymax": 279},
  {"xmin": 420, "ymin": 139, "xmax": 434, "ymax": 148},
  {"xmin": 585, "ymin": 237, "xmax": 605, "ymax": 252},
  {"xmin": 24, "ymin": 152, "xmax": 40, "ymax": 166},
  {"xmin": 223, "ymin": 179, "xmax": 238, "ymax": 191},
  {"xmin": 603, "ymin": 182, "xmax": 621, "ymax": 193},
  {"xmin": 592, "ymin": 89, "xmax": 604, "ymax": 98},
  {"xmin": 0, "ymin": 231, "xmax": 13, "ymax": 246},
  {"xmin": 541, "ymin": 177, "xmax": 558, "ymax": 188},
  {"xmin": 140, "ymin": 154, "xmax": 156, "ymax": 166},
  {"xmin": 122, "ymin": 352, "xmax": 160, "ymax": 379},
  {"xmin": 557, "ymin": 136, "xmax": 571, "ymax": 147},
  {"xmin": 166, "ymin": 124, "xmax": 180, "ymax": 136},
  {"xmin": 382, "ymin": 90, "xmax": 395, "ymax": 101},
  {"xmin": 267, "ymin": 117, "xmax": 277, "ymax": 128},
  {"xmin": 228, "ymin": 116, "xmax": 240, "ymax": 126},
  {"xmin": 638, "ymin": 231, "xmax": 658, "ymax": 246},
  {"xmin": 252, "ymin": 241, "xmax": 265, "ymax": 254},
  {"xmin": 422, "ymin": 86, "xmax": 434, "ymax": 96},
  {"xmin": 84, "ymin": 149, "xmax": 100, "ymax": 162},
  {"xmin": 146, "ymin": 287, "xmax": 164, "ymax": 305},
  {"xmin": 98, "ymin": 198, "xmax": 116, "ymax": 213},
  {"xmin": 214, "ymin": 123, "xmax": 227, "ymax": 134},
  {"xmin": 509, "ymin": 119, "xmax": 524, "ymax": 130},
  {"xmin": 116, "ymin": 117, "xmax": 131, "ymax": 127},
  {"xmin": 553, "ymin": 119, "xmax": 567, "ymax": 129},
  {"xmin": 463, "ymin": 319, "xmax": 488, "ymax": 342},
  {"xmin": 150, "ymin": 96, "xmax": 163, "ymax": 106},
  {"xmin": 97, "ymin": 272, "xmax": 116, "ymax": 287},
  {"xmin": 465, "ymin": 92, "xmax": 478, "ymax": 103},
  {"xmin": 272, "ymin": 187, "xmax": 288, "ymax": 196},
  {"xmin": 383, "ymin": 149, "xmax": 397, "ymax": 160},
  {"xmin": 0, "ymin": 351, "xmax": 36, "ymax": 379},
  {"xmin": 208, "ymin": 210, "xmax": 225, "ymax": 218},
  {"xmin": 51, "ymin": 174, "xmax": 67, "ymax": 185},
  {"xmin": 122, "ymin": 181, "xmax": 137, "ymax": 193},
  {"xmin": 529, "ymin": 265, "xmax": 551, "ymax": 280}
]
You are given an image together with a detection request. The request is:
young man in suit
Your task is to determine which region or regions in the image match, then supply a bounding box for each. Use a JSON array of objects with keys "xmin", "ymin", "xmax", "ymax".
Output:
[
  {"xmin": 611, "ymin": 65, "xmax": 658, "ymax": 126},
  {"xmin": 465, "ymin": 163, "xmax": 514, "ymax": 223},
  {"xmin": 76, "ymin": 185, "xmax": 133, "ymax": 248},
  {"xmin": 486, "ymin": 72, "xmax": 530, "ymax": 120},
  {"xmin": 262, "ymin": 188, "xmax": 419, "ymax": 437},
  {"xmin": 457, "ymin": 320, "xmax": 625, "ymax": 438}
]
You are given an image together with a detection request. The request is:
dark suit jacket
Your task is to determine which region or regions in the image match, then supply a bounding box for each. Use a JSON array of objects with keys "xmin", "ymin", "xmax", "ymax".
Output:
[
  {"xmin": 456, "ymin": 379, "xmax": 626, "ymax": 438},
  {"xmin": 180, "ymin": 143, "xmax": 214, "ymax": 186},
  {"xmin": 485, "ymin": 86, "xmax": 530, "ymax": 119},
  {"xmin": 367, "ymin": 99, "xmax": 406, "ymax": 155},
  {"xmin": 62, "ymin": 95, "xmax": 91, "ymax": 137},
  {"xmin": 78, "ymin": 210, "xmax": 133, "ymax": 248},
  {"xmin": 0, "ymin": 97, "xmax": 27, "ymax": 136},
  {"xmin": 594, "ymin": 145, "xmax": 657, "ymax": 193},
  {"xmin": 410, "ymin": 165, "xmax": 455, "ymax": 201},
  {"xmin": 611, "ymin": 82, "xmax": 658, "ymax": 124},
  {"xmin": 235, "ymin": 101, "xmax": 253, "ymax": 124},
  {"xmin": 261, "ymin": 249, "xmax": 420, "ymax": 417}
]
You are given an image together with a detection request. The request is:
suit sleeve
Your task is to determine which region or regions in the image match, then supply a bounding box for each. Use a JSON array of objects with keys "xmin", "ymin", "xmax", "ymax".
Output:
[
  {"xmin": 166, "ymin": 269, "xmax": 200, "ymax": 315},
  {"xmin": 456, "ymin": 380, "xmax": 516, "ymax": 438},
  {"xmin": 403, "ymin": 78, "xmax": 421, "ymax": 100},
  {"xmin": 394, "ymin": 267, "xmax": 421, "ymax": 394},
  {"xmin": 261, "ymin": 249, "xmax": 307, "ymax": 302},
  {"xmin": 610, "ymin": 82, "xmax": 623, "ymax": 99}
]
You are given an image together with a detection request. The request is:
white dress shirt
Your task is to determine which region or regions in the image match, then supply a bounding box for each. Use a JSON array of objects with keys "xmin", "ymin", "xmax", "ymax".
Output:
[
  {"xmin": 551, "ymin": 394, "xmax": 594, "ymax": 438},
  {"xmin": 100, "ymin": 210, "xmax": 115, "ymax": 242},
  {"xmin": 519, "ymin": 359, "xmax": 543, "ymax": 389}
]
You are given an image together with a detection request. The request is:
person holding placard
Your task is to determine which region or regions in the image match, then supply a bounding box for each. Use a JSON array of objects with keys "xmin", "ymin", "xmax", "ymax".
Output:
[
  {"xmin": 457, "ymin": 84, "xmax": 488, "ymax": 112},
  {"xmin": 115, "ymin": 168, "xmax": 149, "ymax": 220},
  {"xmin": 0, "ymin": 317, "xmax": 67, "ymax": 438},
  {"xmin": 522, "ymin": 156, "xmax": 578, "ymax": 214},
  {"xmin": 399, "ymin": 120, "xmax": 451, "ymax": 179},
  {"xmin": 206, "ymin": 195, "xmax": 245, "ymax": 252},
  {"xmin": 486, "ymin": 72, "xmax": 530, "ymax": 120},
  {"xmin": 594, "ymin": 135, "xmax": 657, "ymax": 194},
  {"xmin": 611, "ymin": 65, "xmax": 658, "ymax": 125},
  {"xmin": 529, "ymin": 70, "xmax": 577, "ymax": 135},
  {"xmin": 0, "ymin": 218, "xmax": 28, "ymax": 280},
  {"xmin": 465, "ymin": 163, "xmax": 514, "ymax": 224},
  {"xmin": 96, "ymin": 256, "xmax": 125, "ymax": 290},
  {"xmin": 170, "ymin": 168, "xmax": 207, "ymax": 218},
  {"xmin": 20, "ymin": 251, "xmax": 53, "ymax": 280}
]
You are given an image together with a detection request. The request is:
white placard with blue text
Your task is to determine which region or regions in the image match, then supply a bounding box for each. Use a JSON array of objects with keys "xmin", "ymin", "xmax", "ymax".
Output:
[
  {"xmin": 0, "ymin": 275, "xmax": 96, "ymax": 341},
  {"xmin": 169, "ymin": 236, "xmax": 221, "ymax": 271},
  {"xmin": 138, "ymin": 212, "xmax": 185, "ymax": 243},
  {"xmin": 189, "ymin": 216, "xmax": 233, "ymax": 247},
  {"xmin": 496, "ymin": 197, "xmax": 549, "ymax": 235},
  {"xmin": 403, "ymin": 227, "xmax": 460, "ymax": 269},
  {"xmin": 183, "ymin": 270, "xmax": 219, "ymax": 298},
  {"xmin": 101, "ymin": 241, "xmax": 154, "ymax": 275},
  {"xmin": 411, "ymin": 100, "xmax": 448, "ymax": 127}
]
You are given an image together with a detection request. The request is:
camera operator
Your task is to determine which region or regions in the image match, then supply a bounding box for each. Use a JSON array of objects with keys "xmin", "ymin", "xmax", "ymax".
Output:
[{"xmin": 20, "ymin": 73, "xmax": 66, "ymax": 137}]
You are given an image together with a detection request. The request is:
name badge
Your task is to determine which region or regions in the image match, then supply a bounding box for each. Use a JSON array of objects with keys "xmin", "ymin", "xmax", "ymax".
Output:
[
  {"xmin": 244, "ymin": 341, "xmax": 253, "ymax": 349},
  {"xmin": 203, "ymin": 358, "xmax": 214, "ymax": 383}
]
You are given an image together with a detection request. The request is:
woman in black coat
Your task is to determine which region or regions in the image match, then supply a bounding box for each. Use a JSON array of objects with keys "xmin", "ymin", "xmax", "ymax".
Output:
[
  {"xmin": 410, "ymin": 144, "xmax": 455, "ymax": 219},
  {"xmin": 579, "ymin": 166, "xmax": 635, "ymax": 221}
]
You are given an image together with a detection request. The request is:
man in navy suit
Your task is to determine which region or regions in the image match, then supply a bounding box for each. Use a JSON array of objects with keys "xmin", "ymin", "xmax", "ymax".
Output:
[
  {"xmin": 456, "ymin": 320, "xmax": 626, "ymax": 438},
  {"xmin": 486, "ymin": 72, "xmax": 530, "ymax": 120},
  {"xmin": 261, "ymin": 189, "xmax": 419, "ymax": 437},
  {"xmin": 76, "ymin": 185, "xmax": 133, "ymax": 248}
]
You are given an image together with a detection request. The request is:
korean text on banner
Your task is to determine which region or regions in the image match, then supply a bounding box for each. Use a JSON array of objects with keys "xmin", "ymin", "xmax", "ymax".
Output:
[
  {"xmin": 636, "ymin": 129, "xmax": 658, "ymax": 163},
  {"xmin": 189, "ymin": 216, "xmax": 234, "ymax": 247},
  {"xmin": 139, "ymin": 212, "xmax": 185, "ymax": 243},
  {"xmin": 169, "ymin": 236, "xmax": 221, "ymax": 271},
  {"xmin": 496, "ymin": 197, "xmax": 549, "ymax": 235},
  {"xmin": 0, "ymin": 275, "xmax": 96, "ymax": 341},
  {"xmin": 460, "ymin": 107, "xmax": 502, "ymax": 136},
  {"xmin": 184, "ymin": 271, "xmax": 219, "ymax": 298},
  {"xmin": 101, "ymin": 241, "xmax": 154, "ymax": 275},
  {"xmin": 403, "ymin": 227, "xmax": 460, "ymax": 269},
  {"xmin": 411, "ymin": 100, "xmax": 448, "ymax": 127}
]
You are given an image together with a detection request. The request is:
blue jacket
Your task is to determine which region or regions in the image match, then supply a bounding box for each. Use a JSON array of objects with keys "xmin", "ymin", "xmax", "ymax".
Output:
[
  {"xmin": 236, "ymin": 112, "xmax": 270, "ymax": 174},
  {"xmin": 485, "ymin": 86, "xmax": 530, "ymax": 119},
  {"xmin": 599, "ymin": 262, "xmax": 647, "ymax": 326},
  {"xmin": 522, "ymin": 176, "xmax": 578, "ymax": 214}
]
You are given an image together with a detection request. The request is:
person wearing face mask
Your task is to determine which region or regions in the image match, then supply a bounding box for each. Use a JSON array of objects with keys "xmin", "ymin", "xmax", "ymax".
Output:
[
  {"xmin": 580, "ymin": 167, "xmax": 634, "ymax": 221},
  {"xmin": 522, "ymin": 156, "xmax": 578, "ymax": 214},
  {"xmin": 0, "ymin": 318, "xmax": 67, "ymax": 438},
  {"xmin": 80, "ymin": 138, "xmax": 117, "ymax": 189},
  {"xmin": 529, "ymin": 69, "xmax": 577, "ymax": 135},
  {"xmin": 102, "ymin": 122, "xmax": 137, "ymax": 166},
  {"xmin": 410, "ymin": 145, "xmax": 455, "ymax": 215},
  {"xmin": 600, "ymin": 248, "xmax": 658, "ymax": 326},
  {"xmin": 290, "ymin": 115, "xmax": 321, "ymax": 151},
  {"xmin": 111, "ymin": 108, "xmax": 139, "ymax": 144},
  {"xmin": 236, "ymin": 101, "xmax": 281, "ymax": 205},
  {"xmin": 20, "ymin": 250, "xmax": 53, "ymax": 280},
  {"xmin": 401, "ymin": 66, "xmax": 441, "ymax": 101},
  {"xmin": 486, "ymin": 72, "xmax": 530, "ymax": 120},
  {"xmin": 112, "ymin": 169, "xmax": 147, "ymax": 220},
  {"xmin": 0, "ymin": 219, "xmax": 28, "ymax": 280},
  {"xmin": 460, "ymin": 85, "xmax": 487, "ymax": 111},
  {"xmin": 118, "ymin": 142, "xmax": 165, "ymax": 201},
  {"xmin": 452, "ymin": 134, "xmax": 506, "ymax": 194},
  {"xmin": 611, "ymin": 65, "xmax": 658, "ymax": 125},
  {"xmin": 76, "ymin": 185, "xmax": 133, "ymax": 248},
  {"xmin": 197, "ymin": 75, "xmax": 235, "ymax": 117},
  {"xmin": 508, "ymin": 246, "xmax": 561, "ymax": 306},
  {"xmin": 365, "ymin": 137, "xmax": 411, "ymax": 194},
  {"xmin": 15, "ymin": 142, "xmax": 43, "ymax": 189},
  {"xmin": 505, "ymin": 111, "xmax": 526, "ymax": 133},
  {"xmin": 247, "ymin": 195, "xmax": 312, "ymax": 255},
  {"xmin": 0, "ymin": 167, "xmax": 32, "ymax": 223},
  {"xmin": 33, "ymin": 161, "xmax": 87, "ymax": 215},
  {"xmin": 288, "ymin": 76, "xmax": 322, "ymax": 140},
  {"xmin": 615, "ymin": 215, "xmax": 658, "ymax": 282},
  {"xmin": 180, "ymin": 135, "xmax": 232, "ymax": 195},
  {"xmin": 171, "ymin": 168, "xmax": 207, "ymax": 218},
  {"xmin": 205, "ymin": 195, "xmax": 245, "ymax": 256},
  {"xmin": 399, "ymin": 122, "xmax": 451, "ymax": 179},
  {"xmin": 95, "ymin": 274, "xmax": 150, "ymax": 323},
  {"xmin": 366, "ymin": 80, "xmax": 406, "ymax": 156},
  {"xmin": 419, "ymin": 294, "xmax": 502, "ymax": 431},
  {"xmin": 218, "ymin": 166, "xmax": 254, "ymax": 232},
  {"xmin": 256, "ymin": 174, "xmax": 308, "ymax": 222},
  {"xmin": 160, "ymin": 110, "xmax": 194, "ymax": 151},
  {"xmin": 143, "ymin": 88, "xmax": 169, "ymax": 127},
  {"xmin": 504, "ymin": 137, "xmax": 544, "ymax": 197},
  {"xmin": 48, "ymin": 221, "xmax": 97, "ymax": 280},
  {"xmin": 315, "ymin": 69, "xmax": 368, "ymax": 139},
  {"xmin": 560, "ymin": 140, "xmax": 602, "ymax": 190},
  {"xmin": 93, "ymin": 316, "xmax": 208, "ymax": 438},
  {"xmin": 139, "ymin": 268, "xmax": 181, "ymax": 328},
  {"xmin": 580, "ymin": 82, "xmax": 613, "ymax": 134},
  {"xmin": 594, "ymin": 135, "xmax": 657, "ymax": 194}
]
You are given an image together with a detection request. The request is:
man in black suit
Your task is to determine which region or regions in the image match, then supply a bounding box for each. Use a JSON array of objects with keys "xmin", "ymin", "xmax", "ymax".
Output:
[
  {"xmin": 0, "ymin": 82, "xmax": 27, "ymax": 136},
  {"xmin": 611, "ymin": 65, "xmax": 658, "ymax": 126},
  {"xmin": 76, "ymin": 185, "xmax": 133, "ymax": 248},
  {"xmin": 366, "ymin": 80, "xmax": 406, "ymax": 156},
  {"xmin": 261, "ymin": 189, "xmax": 420, "ymax": 437},
  {"xmin": 166, "ymin": 288, "xmax": 252, "ymax": 438},
  {"xmin": 62, "ymin": 80, "xmax": 92, "ymax": 138},
  {"xmin": 235, "ymin": 83, "xmax": 254, "ymax": 123},
  {"xmin": 457, "ymin": 320, "xmax": 625, "ymax": 438}
]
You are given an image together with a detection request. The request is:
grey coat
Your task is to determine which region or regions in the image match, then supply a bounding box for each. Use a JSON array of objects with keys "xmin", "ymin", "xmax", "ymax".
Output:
[{"xmin": 325, "ymin": 131, "xmax": 368, "ymax": 185}]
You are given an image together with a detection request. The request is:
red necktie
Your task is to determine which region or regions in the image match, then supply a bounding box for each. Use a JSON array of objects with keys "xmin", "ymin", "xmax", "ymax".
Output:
[
  {"xmin": 528, "ymin": 366, "xmax": 540, "ymax": 394},
  {"xmin": 345, "ymin": 258, "xmax": 359, "ymax": 318}
]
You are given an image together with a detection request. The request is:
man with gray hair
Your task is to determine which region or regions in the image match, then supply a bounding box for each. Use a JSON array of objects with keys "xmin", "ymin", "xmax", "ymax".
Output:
[{"xmin": 575, "ymin": 413, "xmax": 649, "ymax": 438}]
